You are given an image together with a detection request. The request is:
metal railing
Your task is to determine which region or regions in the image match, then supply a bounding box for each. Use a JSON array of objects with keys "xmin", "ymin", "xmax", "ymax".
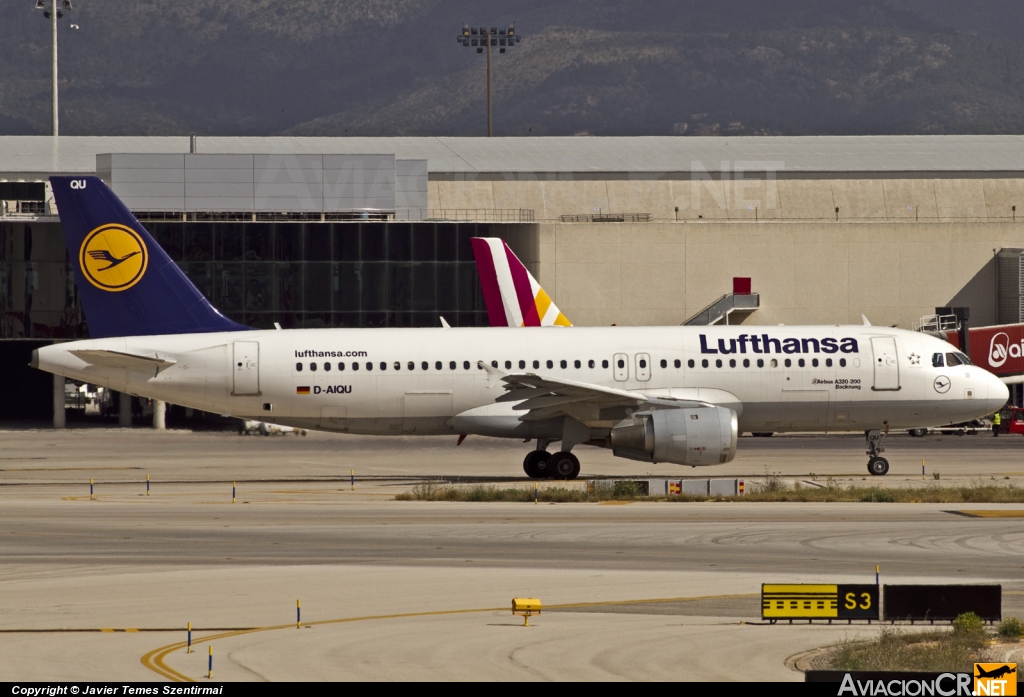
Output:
[
  {"xmin": 560, "ymin": 213, "xmax": 651, "ymax": 223},
  {"xmin": 684, "ymin": 293, "xmax": 760, "ymax": 326},
  {"xmin": 913, "ymin": 314, "xmax": 959, "ymax": 333},
  {"xmin": 428, "ymin": 209, "xmax": 535, "ymax": 223}
]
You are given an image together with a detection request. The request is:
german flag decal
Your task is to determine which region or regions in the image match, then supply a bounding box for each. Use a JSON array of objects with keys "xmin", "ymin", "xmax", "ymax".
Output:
[{"xmin": 296, "ymin": 386, "xmax": 310, "ymax": 395}]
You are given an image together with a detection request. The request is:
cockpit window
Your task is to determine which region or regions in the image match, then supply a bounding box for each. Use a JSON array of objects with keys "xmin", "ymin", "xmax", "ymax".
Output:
[
  {"xmin": 945, "ymin": 352, "xmax": 963, "ymax": 367},
  {"xmin": 932, "ymin": 353, "xmax": 944, "ymax": 368},
  {"xmin": 955, "ymin": 352, "xmax": 972, "ymax": 366}
]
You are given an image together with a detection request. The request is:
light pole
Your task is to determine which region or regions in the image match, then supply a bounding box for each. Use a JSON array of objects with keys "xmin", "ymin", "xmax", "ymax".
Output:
[
  {"xmin": 35, "ymin": 0, "xmax": 77, "ymax": 136},
  {"xmin": 457, "ymin": 23, "xmax": 521, "ymax": 137}
]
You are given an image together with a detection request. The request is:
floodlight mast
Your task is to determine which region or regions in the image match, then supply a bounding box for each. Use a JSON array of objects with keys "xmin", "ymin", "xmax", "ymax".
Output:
[
  {"xmin": 458, "ymin": 23, "xmax": 521, "ymax": 137},
  {"xmin": 36, "ymin": 0, "xmax": 75, "ymax": 136}
]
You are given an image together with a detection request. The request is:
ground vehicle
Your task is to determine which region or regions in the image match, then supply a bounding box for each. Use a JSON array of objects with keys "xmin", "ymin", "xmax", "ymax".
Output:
[{"xmin": 1005, "ymin": 407, "xmax": 1024, "ymax": 435}]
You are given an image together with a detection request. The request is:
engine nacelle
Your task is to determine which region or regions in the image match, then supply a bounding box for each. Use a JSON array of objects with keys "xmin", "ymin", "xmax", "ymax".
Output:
[{"xmin": 609, "ymin": 407, "xmax": 738, "ymax": 466}]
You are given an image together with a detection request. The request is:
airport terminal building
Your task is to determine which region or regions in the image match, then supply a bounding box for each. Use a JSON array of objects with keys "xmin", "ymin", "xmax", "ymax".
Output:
[{"xmin": 3, "ymin": 134, "xmax": 1024, "ymax": 421}]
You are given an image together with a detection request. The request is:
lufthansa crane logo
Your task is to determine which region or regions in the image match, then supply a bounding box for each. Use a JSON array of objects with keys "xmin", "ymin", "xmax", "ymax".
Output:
[{"xmin": 79, "ymin": 224, "xmax": 148, "ymax": 292}]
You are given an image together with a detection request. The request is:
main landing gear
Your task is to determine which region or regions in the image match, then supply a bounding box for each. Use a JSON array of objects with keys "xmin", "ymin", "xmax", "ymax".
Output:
[
  {"xmin": 865, "ymin": 427, "xmax": 889, "ymax": 476},
  {"xmin": 523, "ymin": 443, "xmax": 580, "ymax": 480}
]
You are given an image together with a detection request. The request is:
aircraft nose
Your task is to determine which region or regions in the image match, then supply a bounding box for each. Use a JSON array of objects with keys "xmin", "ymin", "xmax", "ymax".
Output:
[{"xmin": 987, "ymin": 373, "xmax": 1010, "ymax": 412}]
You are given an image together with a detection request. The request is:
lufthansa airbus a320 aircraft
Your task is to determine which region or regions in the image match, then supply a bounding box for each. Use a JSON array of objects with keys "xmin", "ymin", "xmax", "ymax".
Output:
[{"xmin": 33, "ymin": 176, "xmax": 1007, "ymax": 479}]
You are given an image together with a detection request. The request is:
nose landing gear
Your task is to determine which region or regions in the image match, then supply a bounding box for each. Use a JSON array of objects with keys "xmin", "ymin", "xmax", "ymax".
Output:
[{"xmin": 866, "ymin": 427, "xmax": 889, "ymax": 476}]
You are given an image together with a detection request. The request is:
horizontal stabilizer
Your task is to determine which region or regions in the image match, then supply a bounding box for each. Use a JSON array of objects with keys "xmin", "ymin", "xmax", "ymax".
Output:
[{"xmin": 70, "ymin": 349, "xmax": 177, "ymax": 375}]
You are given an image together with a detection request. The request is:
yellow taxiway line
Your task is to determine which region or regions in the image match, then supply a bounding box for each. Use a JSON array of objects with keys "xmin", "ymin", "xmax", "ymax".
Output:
[{"xmin": 140, "ymin": 592, "xmax": 759, "ymax": 681}]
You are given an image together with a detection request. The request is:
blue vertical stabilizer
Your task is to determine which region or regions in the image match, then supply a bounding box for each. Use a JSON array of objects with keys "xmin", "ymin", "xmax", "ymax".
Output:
[{"xmin": 50, "ymin": 176, "xmax": 250, "ymax": 338}]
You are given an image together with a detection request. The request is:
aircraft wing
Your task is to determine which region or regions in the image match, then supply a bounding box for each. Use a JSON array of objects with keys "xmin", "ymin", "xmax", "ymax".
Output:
[
  {"xmin": 70, "ymin": 349, "xmax": 177, "ymax": 376},
  {"xmin": 494, "ymin": 370, "xmax": 705, "ymax": 425}
]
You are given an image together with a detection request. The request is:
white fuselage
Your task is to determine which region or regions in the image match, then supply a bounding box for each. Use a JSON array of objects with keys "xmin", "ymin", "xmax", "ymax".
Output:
[{"xmin": 35, "ymin": 324, "xmax": 1007, "ymax": 448}]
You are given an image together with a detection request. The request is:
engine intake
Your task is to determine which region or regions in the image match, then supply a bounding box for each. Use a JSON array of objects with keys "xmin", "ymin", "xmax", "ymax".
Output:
[{"xmin": 610, "ymin": 407, "xmax": 738, "ymax": 466}]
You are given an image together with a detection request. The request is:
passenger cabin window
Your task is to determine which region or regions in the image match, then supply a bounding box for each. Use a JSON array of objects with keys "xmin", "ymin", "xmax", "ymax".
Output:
[
  {"xmin": 770, "ymin": 359, "xmax": 778, "ymax": 368},
  {"xmin": 310, "ymin": 362, "xmax": 317, "ymax": 371},
  {"xmin": 492, "ymin": 360, "xmax": 498, "ymax": 368},
  {"xmin": 449, "ymin": 361, "xmax": 456, "ymax": 370},
  {"xmin": 505, "ymin": 361, "xmax": 512, "ymax": 369},
  {"xmin": 715, "ymin": 359, "xmax": 722, "ymax": 368},
  {"xmin": 825, "ymin": 358, "xmax": 832, "ymax": 367},
  {"xmin": 380, "ymin": 362, "xmax": 386, "ymax": 371},
  {"xmin": 798, "ymin": 359, "xmax": 805, "ymax": 367},
  {"xmin": 932, "ymin": 353, "xmax": 944, "ymax": 368},
  {"xmin": 422, "ymin": 361, "xmax": 428, "ymax": 370},
  {"xmin": 839, "ymin": 358, "xmax": 846, "ymax": 367},
  {"xmin": 688, "ymin": 359, "xmax": 695, "ymax": 368},
  {"xmin": 757, "ymin": 359, "xmax": 764, "ymax": 368},
  {"xmin": 602, "ymin": 360, "xmax": 609, "ymax": 369},
  {"xmin": 463, "ymin": 361, "xmax": 470, "ymax": 370},
  {"xmin": 660, "ymin": 359, "xmax": 667, "ymax": 368},
  {"xmin": 533, "ymin": 360, "xmax": 540, "ymax": 369},
  {"xmin": 588, "ymin": 360, "xmax": 595, "ymax": 368},
  {"xmin": 353, "ymin": 362, "xmax": 360, "ymax": 371},
  {"xmin": 296, "ymin": 362, "xmax": 303, "ymax": 372},
  {"xmin": 674, "ymin": 359, "xmax": 681, "ymax": 368},
  {"xmin": 639, "ymin": 359, "xmax": 647, "ymax": 369},
  {"xmin": 435, "ymin": 361, "xmax": 442, "ymax": 370},
  {"xmin": 366, "ymin": 362, "xmax": 373, "ymax": 371},
  {"xmin": 519, "ymin": 360, "xmax": 526, "ymax": 369},
  {"xmin": 743, "ymin": 359, "xmax": 750, "ymax": 368},
  {"xmin": 324, "ymin": 362, "xmax": 331, "ymax": 371},
  {"xmin": 701, "ymin": 359, "xmax": 708, "ymax": 368},
  {"xmin": 617, "ymin": 359, "xmax": 625, "ymax": 369},
  {"xmin": 394, "ymin": 362, "xmax": 400, "ymax": 371},
  {"xmin": 729, "ymin": 359, "xmax": 736, "ymax": 368},
  {"xmin": 784, "ymin": 359, "xmax": 792, "ymax": 368},
  {"xmin": 408, "ymin": 362, "xmax": 415, "ymax": 371},
  {"xmin": 339, "ymin": 362, "xmax": 345, "ymax": 371},
  {"xmin": 546, "ymin": 360, "xmax": 554, "ymax": 369}
]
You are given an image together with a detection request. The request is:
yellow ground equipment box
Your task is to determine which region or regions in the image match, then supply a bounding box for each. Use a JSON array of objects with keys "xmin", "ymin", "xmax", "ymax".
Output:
[
  {"xmin": 512, "ymin": 598, "xmax": 542, "ymax": 626},
  {"xmin": 761, "ymin": 584, "xmax": 879, "ymax": 622}
]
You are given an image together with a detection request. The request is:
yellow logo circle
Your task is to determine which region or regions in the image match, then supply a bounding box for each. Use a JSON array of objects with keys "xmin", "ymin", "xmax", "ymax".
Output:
[{"xmin": 79, "ymin": 224, "xmax": 149, "ymax": 292}]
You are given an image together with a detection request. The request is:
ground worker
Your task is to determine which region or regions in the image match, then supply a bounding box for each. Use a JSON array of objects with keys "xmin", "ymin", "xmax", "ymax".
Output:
[{"xmin": 993, "ymin": 410, "xmax": 1002, "ymax": 437}]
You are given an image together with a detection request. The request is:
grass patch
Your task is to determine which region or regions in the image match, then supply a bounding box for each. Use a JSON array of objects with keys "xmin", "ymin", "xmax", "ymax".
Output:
[
  {"xmin": 826, "ymin": 626, "xmax": 995, "ymax": 672},
  {"xmin": 395, "ymin": 482, "xmax": 588, "ymax": 502},
  {"xmin": 394, "ymin": 480, "xmax": 1024, "ymax": 504},
  {"xmin": 726, "ymin": 483, "xmax": 1024, "ymax": 503}
]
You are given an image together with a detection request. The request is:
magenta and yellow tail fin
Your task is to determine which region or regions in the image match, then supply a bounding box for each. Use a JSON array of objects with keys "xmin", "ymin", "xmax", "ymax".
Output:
[{"xmin": 470, "ymin": 238, "xmax": 571, "ymax": 327}]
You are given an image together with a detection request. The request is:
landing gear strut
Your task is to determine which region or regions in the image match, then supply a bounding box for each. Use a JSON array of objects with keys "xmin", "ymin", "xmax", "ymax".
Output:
[{"xmin": 866, "ymin": 426, "xmax": 889, "ymax": 476}]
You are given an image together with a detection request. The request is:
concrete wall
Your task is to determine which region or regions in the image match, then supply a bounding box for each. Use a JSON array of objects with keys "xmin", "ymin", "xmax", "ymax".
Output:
[
  {"xmin": 429, "ymin": 176, "xmax": 1024, "ymax": 223},
  {"xmin": 535, "ymin": 220, "xmax": 1024, "ymax": 329}
]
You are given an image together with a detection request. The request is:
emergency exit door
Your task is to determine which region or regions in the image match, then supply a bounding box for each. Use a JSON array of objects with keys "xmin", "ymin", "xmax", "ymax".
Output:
[
  {"xmin": 613, "ymin": 353, "xmax": 628, "ymax": 381},
  {"xmin": 870, "ymin": 337, "xmax": 900, "ymax": 391},
  {"xmin": 232, "ymin": 341, "xmax": 260, "ymax": 395}
]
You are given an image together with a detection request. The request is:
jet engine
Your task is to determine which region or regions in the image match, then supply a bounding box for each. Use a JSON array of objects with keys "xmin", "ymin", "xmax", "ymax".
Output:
[{"xmin": 609, "ymin": 407, "xmax": 738, "ymax": 466}]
